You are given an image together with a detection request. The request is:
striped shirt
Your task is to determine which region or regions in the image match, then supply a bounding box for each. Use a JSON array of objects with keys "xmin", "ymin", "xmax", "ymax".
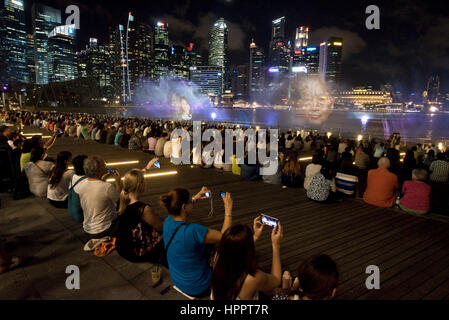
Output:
[
  {"xmin": 335, "ymin": 172, "xmax": 359, "ymax": 195},
  {"xmin": 429, "ymin": 160, "xmax": 449, "ymax": 183}
]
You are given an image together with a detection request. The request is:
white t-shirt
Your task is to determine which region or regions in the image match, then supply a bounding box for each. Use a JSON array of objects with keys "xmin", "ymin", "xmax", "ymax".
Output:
[
  {"xmin": 76, "ymin": 180, "xmax": 120, "ymax": 235},
  {"xmin": 338, "ymin": 143, "xmax": 348, "ymax": 154},
  {"xmin": 95, "ymin": 129, "xmax": 101, "ymax": 141},
  {"xmin": 23, "ymin": 160, "xmax": 54, "ymax": 197},
  {"xmin": 163, "ymin": 140, "xmax": 172, "ymax": 158},
  {"xmin": 47, "ymin": 170, "xmax": 75, "ymax": 201},
  {"xmin": 304, "ymin": 163, "xmax": 322, "ymax": 190}
]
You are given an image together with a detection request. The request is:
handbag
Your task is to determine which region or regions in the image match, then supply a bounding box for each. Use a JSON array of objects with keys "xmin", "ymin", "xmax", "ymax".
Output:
[{"xmin": 67, "ymin": 176, "xmax": 87, "ymax": 222}]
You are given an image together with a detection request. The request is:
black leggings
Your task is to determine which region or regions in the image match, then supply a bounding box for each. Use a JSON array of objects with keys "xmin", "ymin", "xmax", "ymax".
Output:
[{"xmin": 48, "ymin": 198, "xmax": 68, "ymax": 208}]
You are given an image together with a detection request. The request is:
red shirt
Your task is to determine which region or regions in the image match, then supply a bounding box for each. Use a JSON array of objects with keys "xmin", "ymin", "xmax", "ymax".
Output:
[
  {"xmin": 364, "ymin": 168, "xmax": 399, "ymax": 207},
  {"xmin": 400, "ymin": 180, "xmax": 431, "ymax": 212}
]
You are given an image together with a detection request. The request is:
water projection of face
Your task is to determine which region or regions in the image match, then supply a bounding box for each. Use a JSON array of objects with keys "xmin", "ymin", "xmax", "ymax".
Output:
[{"xmin": 297, "ymin": 76, "xmax": 334, "ymax": 125}]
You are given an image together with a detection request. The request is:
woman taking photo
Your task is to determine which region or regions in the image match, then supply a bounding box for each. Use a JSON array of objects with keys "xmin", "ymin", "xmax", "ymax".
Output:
[
  {"xmin": 160, "ymin": 187, "xmax": 233, "ymax": 298},
  {"xmin": 211, "ymin": 218, "xmax": 283, "ymax": 300},
  {"xmin": 116, "ymin": 158, "xmax": 165, "ymax": 263},
  {"xmin": 47, "ymin": 151, "xmax": 74, "ymax": 208},
  {"xmin": 23, "ymin": 146, "xmax": 54, "ymax": 197}
]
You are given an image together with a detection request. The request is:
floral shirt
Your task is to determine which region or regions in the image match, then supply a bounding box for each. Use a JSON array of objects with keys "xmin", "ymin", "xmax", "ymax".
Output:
[{"xmin": 307, "ymin": 172, "xmax": 334, "ymax": 202}]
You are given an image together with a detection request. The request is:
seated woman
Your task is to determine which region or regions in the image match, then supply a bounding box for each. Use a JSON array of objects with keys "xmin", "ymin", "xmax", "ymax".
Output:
[
  {"xmin": 116, "ymin": 159, "xmax": 165, "ymax": 263},
  {"xmin": 281, "ymin": 151, "xmax": 302, "ymax": 188},
  {"xmin": 160, "ymin": 187, "xmax": 232, "ymax": 298},
  {"xmin": 47, "ymin": 151, "xmax": 74, "ymax": 208},
  {"xmin": 23, "ymin": 147, "xmax": 54, "ymax": 197},
  {"xmin": 211, "ymin": 218, "xmax": 283, "ymax": 300},
  {"xmin": 306, "ymin": 161, "xmax": 339, "ymax": 203},
  {"xmin": 272, "ymin": 254, "xmax": 339, "ymax": 300},
  {"xmin": 399, "ymin": 168, "xmax": 431, "ymax": 215},
  {"xmin": 303, "ymin": 154, "xmax": 322, "ymax": 190}
]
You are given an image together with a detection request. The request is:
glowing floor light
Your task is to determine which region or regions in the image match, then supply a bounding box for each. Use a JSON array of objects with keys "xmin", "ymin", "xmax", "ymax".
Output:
[
  {"xmin": 299, "ymin": 156, "xmax": 313, "ymax": 161},
  {"xmin": 69, "ymin": 160, "xmax": 140, "ymax": 170},
  {"xmin": 106, "ymin": 170, "xmax": 177, "ymax": 182}
]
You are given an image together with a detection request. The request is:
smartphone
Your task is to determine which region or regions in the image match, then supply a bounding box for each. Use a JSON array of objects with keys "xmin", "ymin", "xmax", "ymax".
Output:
[
  {"xmin": 261, "ymin": 214, "xmax": 279, "ymax": 228},
  {"xmin": 58, "ymin": 129, "xmax": 64, "ymax": 134},
  {"xmin": 204, "ymin": 192, "xmax": 210, "ymax": 198},
  {"xmin": 106, "ymin": 168, "xmax": 116, "ymax": 174},
  {"xmin": 220, "ymin": 191, "xmax": 226, "ymax": 199},
  {"xmin": 153, "ymin": 160, "xmax": 161, "ymax": 169}
]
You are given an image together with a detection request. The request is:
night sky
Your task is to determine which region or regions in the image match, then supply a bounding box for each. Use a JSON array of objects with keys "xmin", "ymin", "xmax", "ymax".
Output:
[{"xmin": 26, "ymin": 0, "xmax": 449, "ymax": 94}]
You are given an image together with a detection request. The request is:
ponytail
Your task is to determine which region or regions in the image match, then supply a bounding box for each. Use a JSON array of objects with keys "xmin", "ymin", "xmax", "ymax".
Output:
[{"xmin": 118, "ymin": 190, "xmax": 131, "ymax": 215}]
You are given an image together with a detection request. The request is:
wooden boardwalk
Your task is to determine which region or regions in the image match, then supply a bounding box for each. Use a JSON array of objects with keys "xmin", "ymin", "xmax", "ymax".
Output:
[{"xmin": 18, "ymin": 130, "xmax": 449, "ymax": 300}]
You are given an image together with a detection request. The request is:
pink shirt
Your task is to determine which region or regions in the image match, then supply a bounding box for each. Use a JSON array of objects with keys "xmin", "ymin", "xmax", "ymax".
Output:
[
  {"xmin": 148, "ymin": 137, "xmax": 157, "ymax": 151},
  {"xmin": 401, "ymin": 180, "xmax": 431, "ymax": 212}
]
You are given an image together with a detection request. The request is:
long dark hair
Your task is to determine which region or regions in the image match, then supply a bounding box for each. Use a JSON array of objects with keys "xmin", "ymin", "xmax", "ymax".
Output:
[
  {"xmin": 211, "ymin": 224, "xmax": 257, "ymax": 300},
  {"xmin": 49, "ymin": 151, "xmax": 72, "ymax": 188}
]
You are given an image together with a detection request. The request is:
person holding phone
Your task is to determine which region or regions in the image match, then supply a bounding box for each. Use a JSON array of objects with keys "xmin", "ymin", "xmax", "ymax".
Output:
[
  {"xmin": 211, "ymin": 216, "xmax": 283, "ymax": 300},
  {"xmin": 160, "ymin": 187, "xmax": 232, "ymax": 298}
]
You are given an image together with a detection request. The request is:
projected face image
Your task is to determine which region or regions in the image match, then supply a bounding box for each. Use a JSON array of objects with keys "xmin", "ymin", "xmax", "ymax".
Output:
[{"xmin": 298, "ymin": 77, "xmax": 334, "ymax": 125}]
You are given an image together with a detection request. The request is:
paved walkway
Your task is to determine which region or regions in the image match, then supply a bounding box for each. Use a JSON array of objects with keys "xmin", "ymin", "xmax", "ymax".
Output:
[{"xmin": 1, "ymin": 128, "xmax": 449, "ymax": 300}]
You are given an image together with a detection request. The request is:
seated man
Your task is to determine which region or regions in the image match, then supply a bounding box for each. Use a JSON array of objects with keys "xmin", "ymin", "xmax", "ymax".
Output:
[
  {"xmin": 363, "ymin": 157, "xmax": 398, "ymax": 207},
  {"xmin": 76, "ymin": 156, "xmax": 122, "ymax": 239}
]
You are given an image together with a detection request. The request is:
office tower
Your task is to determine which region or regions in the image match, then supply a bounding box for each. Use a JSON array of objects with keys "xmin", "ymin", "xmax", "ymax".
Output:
[
  {"xmin": 47, "ymin": 25, "xmax": 77, "ymax": 82},
  {"xmin": 208, "ymin": 18, "xmax": 229, "ymax": 92},
  {"xmin": 0, "ymin": 0, "xmax": 28, "ymax": 84},
  {"xmin": 249, "ymin": 40, "xmax": 265, "ymax": 100},
  {"xmin": 32, "ymin": 3, "xmax": 62, "ymax": 85},
  {"xmin": 319, "ymin": 37, "xmax": 343, "ymax": 86},
  {"xmin": 426, "ymin": 75, "xmax": 440, "ymax": 102},
  {"xmin": 268, "ymin": 16, "xmax": 289, "ymax": 71},
  {"xmin": 187, "ymin": 42, "xmax": 203, "ymax": 69},
  {"xmin": 170, "ymin": 45, "xmax": 189, "ymax": 80},
  {"xmin": 301, "ymin": 46, "xmax": 319, "ymax": 74},
  {"xmin": 234, "ymin": 64, "xmax": 249, "ymax": 100},
  {"xmin": 153, "ymin": 21, "xmax": 169, "ymax": 81},
  {"xmin": 78, "ymin": 38, "xmax": 113, "ymax": 99},
  {"xmin": 126, "ymin": 18, "xmax": 152, "ymax": 99},
  {"xmin": 26, "ymin": 34, "xmax": 36, "ymax": 84},
  {"xmin": 189, "ymin": 66, "xmax": 223, "ymax": 98},
  {"xmin": 271, "ymin": 16, "xmax": 285, "ymax": 40},
  {"xmin": 109, "ymin": 25, "xmax": 125, "ymax": 102},
  {"xmin": 293, "ymin": 26, "xmax": 309, "ymax": 67}
]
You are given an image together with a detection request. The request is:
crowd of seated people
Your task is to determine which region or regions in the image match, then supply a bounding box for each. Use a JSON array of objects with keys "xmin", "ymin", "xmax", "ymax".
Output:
[{"xmin": 3, "ymin": 109, "xmax": 449, "ymax": 298}]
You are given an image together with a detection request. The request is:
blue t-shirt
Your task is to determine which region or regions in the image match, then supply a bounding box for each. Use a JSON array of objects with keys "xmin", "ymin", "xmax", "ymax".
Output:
[{"xmin": 163, "ymin": 216, "xmax": 210, "ymax": 296}]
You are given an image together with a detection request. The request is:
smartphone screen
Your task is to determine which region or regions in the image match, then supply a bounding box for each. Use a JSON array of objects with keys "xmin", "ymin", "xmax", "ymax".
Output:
[
  {"xmin": 220, "ymin": 191, "xmax": 226, "ymax": 199},
  {"xmin": 205, "ymin": 192, "xmax": 210, "ymax": 198},
  {"xmin": 106, "ymin": 168, "xmax": 116, "ymax": 174},
  {"xmin": 153, "ymin": 161, "xmax": 161, "ymax": 168},
  {"xmin": 261, "ymin": 214, "xmax": 279, "ymax": 228}
]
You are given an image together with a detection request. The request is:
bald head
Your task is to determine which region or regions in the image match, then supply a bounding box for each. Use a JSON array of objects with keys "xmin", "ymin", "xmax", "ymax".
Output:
[{"xmin": 378, "ymin": 157, "xmax": 391, "ymax": 169}]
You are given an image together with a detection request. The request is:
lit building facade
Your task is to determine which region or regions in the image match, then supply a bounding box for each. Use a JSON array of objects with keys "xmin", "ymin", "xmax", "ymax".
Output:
[
  {"xmin": 47, "ymin": 25, "xmax": 77, "ymax": 82},
  {"xmin": 249, "ymin": 40, "xmax": 265, "ymax": 101},
  {"xmin": 292, "ymin": 26, "xmax": 309, "ymax": 67},
  {"xmin": 153, "ymin": 21, "xmax": 169, "ymax": 81},
  {"xmin": 234, "ymin": 64, "xmax": 249, "ymax": 101},
  {"xmin": 109, "ymin": 25, "xmax": 125, "ymax": 102},
  {"xmin": 0, "ymin": 0, "xmax": 28, "ymax": 84},
  {"xmin": 189, "ymin": 66, "xmax": 223, "ymax": 98},
  {"xmin": 208, "ymin": 18, "xmax": 229, "ymax": 92},
  {"xmin": 170, "ymin": 45, "xmax": 189, "ymax": 80},
  {"xmin": 187, "ymin": 43, "xmax": 203, "ymax": 72},
  {"xmin": 335, "ymin": 87, "xmax": 393, "ymax": 106},
  {"xmin": 301, "ymin": 46, "xmax": 319, "ymax": 74},
  {"xmin": 319, "ymin": 37, "xmax": 343, "ymax": 87},
  {"xmin": 31, "ymin": 3, "xmax": 61, "ymax": 85}
]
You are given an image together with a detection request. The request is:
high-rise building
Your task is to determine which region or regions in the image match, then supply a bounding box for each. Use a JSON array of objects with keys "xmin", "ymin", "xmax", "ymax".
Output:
[
  {"xmin": 0, "ymin": 0, "xmax": 28, "ymax": 84},
  {"xmin": 189, "ymin": 66, "xmax": 223, "ymax": 98},
  {"xmin": 109, "ymin": 25, "xmax": 125, "ymax": 102},
  {"xmin": 301, "ymin": 46, "xmax": 319, "ymax": 74},
  {"xmin": 271, "ymin": 16, "xmax": 285, "ymax": 40},
  {"xmin": 153, "ymin": 21, "xmax": 169, "ymax": 81},
  {"xmin": 319, "ymin": 37, "xmax": 343, "ymax": 87},
  {"xmin": 78, "ymin": 38, "xmax": 113, "ymax": 99},
  {"xmin": 426, "ymin": 75, "xmax": 440, "ymax": 102},
  {"xmin": 26, "ymin": 34, "xmax": 36, "ymax": 84},
  {"xmin": 126, "ymin": 18, "xmax": 152, "ymax": 99},
  {"xmin": 249, "ymin": 40, "xmax": 265, "ymax": 100},
  {"xmin": 187, "ymin": 42, "xmax": 203, "ymax": 70},
  {"xmin": 208, "ymin": 18, "xmax": 229, "ymax": 92},
  {"xmin": 47, "ymin": 25, "xmax": 77, "ymax": 82},
  {"xmin": 31, "ymin": 3, "xmax": 61, "ymax": 85},
  {"xmin": 170, "ymin": 45, "xmax": 189, "ymax": 80},
  {"xmin": 234, "ymin": 64, "xmax": 249, "ymax": 101},
  {"xmin": 292, "ymin": 26, "xmax": 309, "ymax": 67}
]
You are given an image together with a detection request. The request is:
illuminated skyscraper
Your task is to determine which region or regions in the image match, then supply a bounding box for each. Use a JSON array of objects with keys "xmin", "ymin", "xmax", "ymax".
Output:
[
  {"xmin": 302, "ymin": 46, "xmax": 319, "ymax": 74},
  {"xmin": 31, "ymin": 3, "xmax": 61, "ymax": 85},
  {"xmin": 187, "ymin": 42, "xmax": 203, "ymax": 71},
  {"xmin": 26, "ymin": 34, "xmax": 36, "ymax": 84},
  {"xmin": 47, "ymin": 25, "xmax": 77, "ymax": 82},
  {"xmin": 170, "ymin": 45, "xmax": 189, "ymax": 80},
  {"xmin": 208, "ymin": 18, "xmax": 229, "ymax": 92},
  {"xmin": 0, "ymin": 0, "xmax": 28, "ymax": 84},
  {"xmin": 292, "ymin": 26, "xmax": 309, "ymax": 67},
  {"xmin": 189, "ymin": 66, "xmax": 223, "ymax": 98},
  {"xmin": 271, "ymin": 16, "xmax": 285, "ymax": 40},
  {"xmin": 153, "ymin": 21, "xmax": 169, "ymax": 81},
  {"xmin": 234, "ymin": 64, "xmax": 249, "ymax": 100},
  {"xmin": 319, "ymin": 37, "xmax": 343, "ymax": 87},
  {"xmin": 109, "ymin": 25, "xmax": 125, "ymax": 102},
  {"xmin": 249, "ymin": 40, "xmax": 265, "ymax": 100},
  {"xmin": 426, "ymin": 75, "xmax": 440, "ymax": 102}
]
